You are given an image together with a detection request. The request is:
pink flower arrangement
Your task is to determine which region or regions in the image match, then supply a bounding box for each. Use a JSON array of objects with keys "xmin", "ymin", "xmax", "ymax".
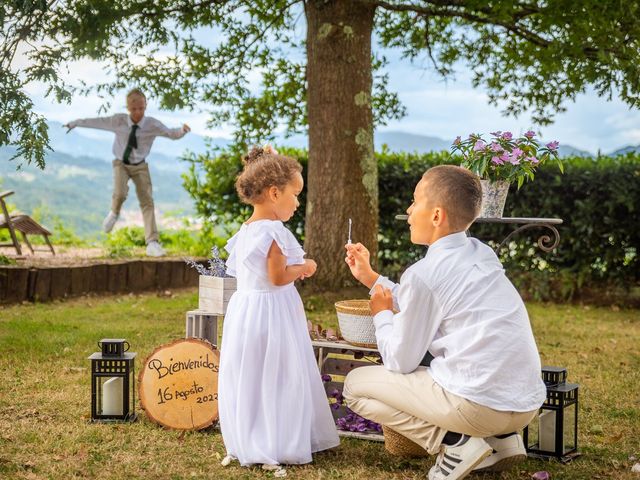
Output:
[{"xmin": 452, "ymin": 131, "xmax": 563, "ymax": 188}]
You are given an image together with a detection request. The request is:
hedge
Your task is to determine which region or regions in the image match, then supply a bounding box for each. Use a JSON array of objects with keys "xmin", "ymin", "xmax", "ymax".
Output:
[{"xmin": 182, "ymin": 149, "xmax": 640, "ymax": 303}]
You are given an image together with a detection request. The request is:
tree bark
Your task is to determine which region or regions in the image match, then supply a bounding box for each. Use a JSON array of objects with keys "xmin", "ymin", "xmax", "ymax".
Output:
[{"xmin": 305, "ymin": 0, "xmax": 378, "ymax": 289}]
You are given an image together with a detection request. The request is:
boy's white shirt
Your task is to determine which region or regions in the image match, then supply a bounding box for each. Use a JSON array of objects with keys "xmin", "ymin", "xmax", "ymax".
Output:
[
  {"xmin": 370, "ymin": 231, "xmax": 546, "ymax": 412},
  {"xmin": 67, "ymin": 114, "xmax": 187, "ymax": 165}
]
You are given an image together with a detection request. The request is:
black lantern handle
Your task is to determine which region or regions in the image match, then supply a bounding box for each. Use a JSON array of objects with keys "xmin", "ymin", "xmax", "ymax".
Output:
[{"xmin": 123, "ymin": 341, "xmax": 130, "ymax": 352}]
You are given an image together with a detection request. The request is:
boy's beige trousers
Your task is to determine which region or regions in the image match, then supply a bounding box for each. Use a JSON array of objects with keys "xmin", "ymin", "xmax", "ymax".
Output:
[
  {"xmin": 343, "ymin": 365, "xmax": 537, "ymax": 454},
  {"xmin": 111, "ymin": 159, "xmax": 158, "ymax": 244}
]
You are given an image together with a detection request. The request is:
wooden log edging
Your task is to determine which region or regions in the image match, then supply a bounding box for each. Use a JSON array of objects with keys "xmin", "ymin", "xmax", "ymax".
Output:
[{"xmin": 0, "ymin": 259, "xmax": 203, "ymax": 304}]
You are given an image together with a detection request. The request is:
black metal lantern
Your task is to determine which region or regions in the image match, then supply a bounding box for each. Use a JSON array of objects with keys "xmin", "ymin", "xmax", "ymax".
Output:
[
  {"xmin": 88, "ymin": 339, "xmax": 137, "ymax": 422},
  {"xmin": 524, "ymin": 366, "xmax": 579, "ymax": 462}
]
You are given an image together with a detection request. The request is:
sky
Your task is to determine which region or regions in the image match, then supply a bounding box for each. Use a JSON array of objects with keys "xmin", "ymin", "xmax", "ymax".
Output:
[{"xmin": 23, "ymin": 31, "xmax": 640, "ymax": 156}]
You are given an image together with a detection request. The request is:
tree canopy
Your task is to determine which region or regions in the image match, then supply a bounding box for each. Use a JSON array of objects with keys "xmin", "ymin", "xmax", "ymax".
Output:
[{"xmin": 3, "ymin": 0, "xmax": 639, "ymax": 168}]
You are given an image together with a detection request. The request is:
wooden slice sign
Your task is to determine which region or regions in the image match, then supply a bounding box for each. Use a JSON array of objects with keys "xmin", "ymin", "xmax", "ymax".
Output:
[{"xmin": 139, "ymin": 338, "xmax": 219, "ymax": 430}]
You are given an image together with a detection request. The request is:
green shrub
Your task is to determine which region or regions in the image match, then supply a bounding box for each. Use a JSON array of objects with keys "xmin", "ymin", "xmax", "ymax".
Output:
[
  {"xmin": 103, "ymin": 225, "xmax": 222, "ymax": 258},
  {"xmin": 183, "ymin": 148, "xmax": 640, "ymax": 302}
]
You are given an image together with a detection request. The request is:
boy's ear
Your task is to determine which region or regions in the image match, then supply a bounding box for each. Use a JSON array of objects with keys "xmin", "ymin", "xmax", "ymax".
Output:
[{"xmin": 432, "ymin": 206, "xmax": 446, "ymax": 226}]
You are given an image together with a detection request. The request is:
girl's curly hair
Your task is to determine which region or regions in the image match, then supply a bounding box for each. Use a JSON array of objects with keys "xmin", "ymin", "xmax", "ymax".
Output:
[{"xmin": 235, "ymin": 146, "xmax": 302, "ymax": 204}]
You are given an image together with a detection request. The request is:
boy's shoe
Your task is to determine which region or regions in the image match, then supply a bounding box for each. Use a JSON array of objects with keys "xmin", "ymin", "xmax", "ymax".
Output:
[
  {"xmin": 146, "ymin": 241, "xmax": 166, "ymax": 257},
  {"xmin": 473, "ymin": 433, "xmax": 527, "ymax": 472},
  {"xmin": 102, "ymin": 211, "xmax": 119, "ymax": 233},
  {"xmin": 428, "ymin": 436, "xmax": 492, "ymax": 480}
]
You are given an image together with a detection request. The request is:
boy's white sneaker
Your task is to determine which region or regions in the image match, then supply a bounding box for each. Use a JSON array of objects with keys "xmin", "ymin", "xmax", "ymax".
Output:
[
  {"xmin": 473, "ymin": 433, "xmax": 527, "ymax": 472},
  {"xmin": 146, "ymin": 241, "xmax": 166, "ymax": 257},
  {"xmin": 428, "ymin": 436, "xmax": 492, "ymax": 480},
  {"xmin": 102, "ymin": 211, "xmax": 119, "ymax": 233}
]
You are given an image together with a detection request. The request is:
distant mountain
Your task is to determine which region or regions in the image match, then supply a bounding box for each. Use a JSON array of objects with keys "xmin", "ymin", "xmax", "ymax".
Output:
[
  {"xmin": 557, "ymin": 145, "xmax": 592, "ymax": 158},
  {"xmin": 608, "ymin": 145, "xmax": 640, "ymax": 156},
  {"xmin": 374, "ymin": 131, "xmax": 594, "ymax": 158},
  {"xmin": 375, "ymin": 131, "xmax": 452, "ymax": 153}
]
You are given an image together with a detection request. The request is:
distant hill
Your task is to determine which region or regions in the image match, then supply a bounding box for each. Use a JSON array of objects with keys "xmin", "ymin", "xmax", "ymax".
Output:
[
  {"xmin": 608, "ymin": 145, "xmax": 640, "ymax": 156},
  {"xmin": 0, "ymin": 147, "xmax": 194, "ymax": 236}
]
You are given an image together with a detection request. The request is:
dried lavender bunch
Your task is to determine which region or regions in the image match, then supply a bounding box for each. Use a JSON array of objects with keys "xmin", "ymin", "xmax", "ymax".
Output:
[
  {"xmin": 207, "ymin": 246, "xmax": 227, "ymax": 277},
  {"xmin": 184, "ymin": 246, "xmax": 228, "ymax": 277}
]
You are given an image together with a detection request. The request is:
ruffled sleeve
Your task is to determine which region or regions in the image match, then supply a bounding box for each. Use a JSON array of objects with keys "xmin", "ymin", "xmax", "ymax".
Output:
[
  {"xmin": 224, "ymin": 231, "xmax": 240, "ymax": 277},
  {"xmin": 254, "ymin": 221, "xmax": 305, "ymax": 266}
]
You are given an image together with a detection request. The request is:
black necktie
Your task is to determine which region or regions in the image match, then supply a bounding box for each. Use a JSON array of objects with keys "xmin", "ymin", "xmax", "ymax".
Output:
[{"xmin": 123, "ymin": 124, "xmax": 139, "ymax": 164}]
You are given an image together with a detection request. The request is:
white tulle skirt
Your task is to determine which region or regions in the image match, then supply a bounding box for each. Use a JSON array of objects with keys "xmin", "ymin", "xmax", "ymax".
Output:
[{"xmin": 218, "ymin": 285, "xmax": 339, "ymax": 466}]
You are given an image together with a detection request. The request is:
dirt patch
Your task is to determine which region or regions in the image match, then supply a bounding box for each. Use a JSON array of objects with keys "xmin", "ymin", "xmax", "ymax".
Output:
[{"xmin": 0, "ymin": 246, "xmax": 191, "ymax": 268}]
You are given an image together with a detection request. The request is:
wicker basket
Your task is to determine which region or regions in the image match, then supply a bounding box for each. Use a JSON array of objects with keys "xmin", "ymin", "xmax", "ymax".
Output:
[
  {"xmin": 382, "ymin": 426, "xmax": 430, "ymax": 457},
  {"xmin": 334, "ymin": 299, "xmax": 377, "ymax": 348}
]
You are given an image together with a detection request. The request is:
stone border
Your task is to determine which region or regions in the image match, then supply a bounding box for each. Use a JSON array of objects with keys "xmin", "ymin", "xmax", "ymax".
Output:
[{"xmin": 0, "ymin": 259, "xmax": 204, "ymax": 304}]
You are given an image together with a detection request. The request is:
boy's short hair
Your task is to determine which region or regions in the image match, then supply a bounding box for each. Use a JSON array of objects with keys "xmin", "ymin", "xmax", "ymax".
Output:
[
  {"xmin": 126, "ymin": 88, "xmax": 146, "ymax": 102},
  {"xmin": 422, "ymin": 165, "xmax": 482, "ymax": 231}
]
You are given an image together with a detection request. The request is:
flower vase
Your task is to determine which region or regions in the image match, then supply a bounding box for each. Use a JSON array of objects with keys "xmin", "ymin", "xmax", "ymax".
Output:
[{"xmin": 479, "ymin": 179, "xmax": 510, "ymax": 218}]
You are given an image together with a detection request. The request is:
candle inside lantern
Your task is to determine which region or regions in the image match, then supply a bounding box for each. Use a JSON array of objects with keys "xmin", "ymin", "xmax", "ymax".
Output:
[
  {"xmin": 539, "ymin": 410, "xmax": 557, "ymax": 451},
  {"xmin": 347, "ymin": 218, "xmax": 352, "ymax": 244},
  {"xmin": 102, "ymin": 377, "xmax": 124, "ymax": 416}
]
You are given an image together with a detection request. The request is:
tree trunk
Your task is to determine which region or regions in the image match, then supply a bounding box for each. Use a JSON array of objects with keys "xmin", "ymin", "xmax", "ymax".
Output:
[{"xmin": 304, "ymin": 0, "xmax": 377, "ymax": 289}]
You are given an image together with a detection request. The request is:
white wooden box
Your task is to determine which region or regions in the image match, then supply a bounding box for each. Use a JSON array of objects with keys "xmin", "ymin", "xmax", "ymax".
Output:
[
  {"xmin": 185, "ymin": 310, "xmax": 220, "ymax": 346},
  {"xmin": 198, "ymin": 275, "xmax": 237, "ymax": 314}
]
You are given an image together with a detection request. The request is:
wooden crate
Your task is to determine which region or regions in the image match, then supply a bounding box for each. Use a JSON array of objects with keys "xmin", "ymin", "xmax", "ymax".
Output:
[
  {"xmin": 185, "ymin": 310, "xmax": 221, "ymax": 347},
  {"xmin": 312, "ymin": 339, "xmax": 384, "ymax": 441},
  {"xmin": 198, "ymin": 276, "xmax": 237, "ymax": 314}
]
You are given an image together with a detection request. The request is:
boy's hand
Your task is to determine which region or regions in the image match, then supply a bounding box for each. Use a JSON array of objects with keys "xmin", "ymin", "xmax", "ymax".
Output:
[
  {"xmin": 299, "ymin": 259, "xmax": 317, "ymax": 280},
  {"xmin": 370, "ymin": 284, "xmax": 393, "ymax": 315},
  {"xmin": 345, "ymin": 243, "xmax": 379, "ymax": 288},
  {"xmin": 182, "ymin": 124, "xmax": 191, "ymax": 133}
]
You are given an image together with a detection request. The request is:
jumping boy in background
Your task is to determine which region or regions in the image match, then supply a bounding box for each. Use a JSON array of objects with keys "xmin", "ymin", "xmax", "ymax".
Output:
[{"xmin": 64, "ymin": 88, "xmax": 190, "ymax": 257}]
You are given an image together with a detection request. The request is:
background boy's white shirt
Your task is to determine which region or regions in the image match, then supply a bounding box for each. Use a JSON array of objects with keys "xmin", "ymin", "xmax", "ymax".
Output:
[
  {"xmin": 68, "ymin": 114, "xmax": 187, "ymax": 164},
  {"xmin": 370, "ymin": 231, "xmax": 546, "ymax": 412}
]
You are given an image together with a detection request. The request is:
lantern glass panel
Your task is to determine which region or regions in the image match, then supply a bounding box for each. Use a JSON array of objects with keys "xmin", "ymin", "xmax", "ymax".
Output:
[
  {"xmin": 563, "ymin": 402, "xmax": 577, "ymax": 454},
  {"xmin": 526, "ymin": 410, "xmax": 542, "ymax": 450}
]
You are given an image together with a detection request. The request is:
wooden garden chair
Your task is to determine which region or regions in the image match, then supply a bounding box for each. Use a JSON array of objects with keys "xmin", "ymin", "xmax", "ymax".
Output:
[{"xmin": 0, "ymin": 190, "xmax": 55, "ymax": 255}]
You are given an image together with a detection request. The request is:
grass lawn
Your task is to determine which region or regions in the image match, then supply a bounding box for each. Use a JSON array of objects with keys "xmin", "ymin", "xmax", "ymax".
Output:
[{"xmin": 1, "ymin": 289, "xmax": 639, "ymax": 479}]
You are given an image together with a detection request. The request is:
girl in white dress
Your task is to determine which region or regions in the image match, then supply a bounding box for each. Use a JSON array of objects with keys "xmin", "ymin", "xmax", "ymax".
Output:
[{"xmin": 218, "ymin": 146, "xmax": 340, "ymax": 472}]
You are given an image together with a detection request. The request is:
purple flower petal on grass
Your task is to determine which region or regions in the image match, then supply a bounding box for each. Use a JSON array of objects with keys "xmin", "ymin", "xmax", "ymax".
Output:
[
  {"xmin": 321, "ymin": 374, "xmax": 332, "ymax": 382},
  {"xmin": 531, "ymin": 472, "xmax": 551, "ymax": 480}
]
